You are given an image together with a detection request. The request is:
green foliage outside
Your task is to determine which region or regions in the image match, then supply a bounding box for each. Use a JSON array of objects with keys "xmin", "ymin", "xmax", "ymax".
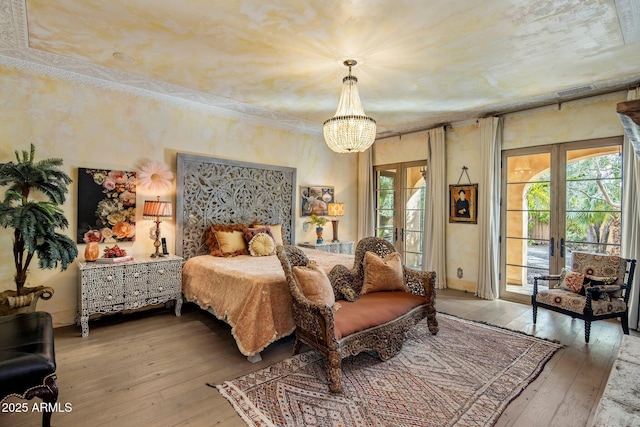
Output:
[
  {"xmin": 376, "ymin": 175, "xmax": 395, "ymax": 240},
  {"xmin": 526, "ymin": 153, "xmax": 621, "ymax": 252}
]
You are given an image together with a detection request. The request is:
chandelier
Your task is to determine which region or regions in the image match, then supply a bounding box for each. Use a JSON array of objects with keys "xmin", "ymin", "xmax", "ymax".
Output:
[{"xmin": 323, "ymin": 59, "xmax": 377, "ymax": 153}]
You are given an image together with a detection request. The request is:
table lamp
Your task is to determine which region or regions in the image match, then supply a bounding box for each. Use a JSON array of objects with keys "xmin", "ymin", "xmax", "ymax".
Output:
[
  {"xmin": 327, "ymin": 202, "xmax": 345, "ymax": 242},
  {"xmin": 143, "ymin": 196, "xmax": 172, "ymax": 257}
]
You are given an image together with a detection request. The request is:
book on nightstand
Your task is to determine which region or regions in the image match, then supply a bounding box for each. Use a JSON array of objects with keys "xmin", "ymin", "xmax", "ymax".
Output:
[{"xmin": 94, "ymin": 255, "xmax": 134, "ymax": 264}]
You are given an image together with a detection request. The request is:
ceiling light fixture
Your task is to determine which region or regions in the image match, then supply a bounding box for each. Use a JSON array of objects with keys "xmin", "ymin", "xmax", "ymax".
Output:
[{"xmin": 323, "ymin": 59, "xmax": 377, "ymax": 153}]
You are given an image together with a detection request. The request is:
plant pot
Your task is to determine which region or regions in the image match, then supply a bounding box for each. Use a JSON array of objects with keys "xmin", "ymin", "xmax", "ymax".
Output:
[
  {"xmin": 0, "ymin": 286, "xmax": 54, "ymax": 316},
  {"xmin": 316, "ymin": 227, "xmax": 324, "ymax": 244}
]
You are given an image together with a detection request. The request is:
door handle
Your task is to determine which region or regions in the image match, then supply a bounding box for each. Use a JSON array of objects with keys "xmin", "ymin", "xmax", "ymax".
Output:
[
  {"xmin": 394, "ymin": 228, "xmax": 398, "ymax": 242},
  {"xmin": 400, "ymin": 228, "xmax": 405, "ymax": 242},
  {"xmin": 560, "ymin": 238, "xmax": 565, "ymax": 258},
  {"xmin": 550, "ymin": 237, "xmax": 554, "ymax": 257}
]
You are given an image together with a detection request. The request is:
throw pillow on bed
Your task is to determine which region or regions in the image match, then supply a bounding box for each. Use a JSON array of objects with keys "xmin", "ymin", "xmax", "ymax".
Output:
[
  {"xmin": 243, "ymin": 227, "xmax": 273, "ymax": 244},
  {"xmin": 205, "ymin": 223, "xmax": 249, "ymax": 257},
  {"xmin": 248, "ymin": 233, "xmax": 276, "ymax": 256},
  {"xmin": 250, "ymin": 221, "xmax": 284, "ymax": 245},
  {"xmin": 292, "ymin": 261, "xmax": 337, "ymax": 309},
  {"xmin": 361, "ymin": 251, "xmax": 410, "ymax": 294},
  {"xmin": 216, "ymin": 230, "xmax": 246, "ymax": 255}
]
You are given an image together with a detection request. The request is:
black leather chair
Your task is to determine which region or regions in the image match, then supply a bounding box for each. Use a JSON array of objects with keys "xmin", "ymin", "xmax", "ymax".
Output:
[{"xmin": 0, "ymin": 312, "xmax": 58, "ymax": 427}]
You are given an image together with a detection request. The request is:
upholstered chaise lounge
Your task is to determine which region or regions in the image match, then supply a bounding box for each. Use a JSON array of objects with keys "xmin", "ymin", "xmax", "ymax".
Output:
[
  {"xmin": 276, "ymin": 237, "xmax": 438, "ymax": 393},
  {"xmin": 0, "ymin": 312, "xmax": 58, "ymax": 427}
]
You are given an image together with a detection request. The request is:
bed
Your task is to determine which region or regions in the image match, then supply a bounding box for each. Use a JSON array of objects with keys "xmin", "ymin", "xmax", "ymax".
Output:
[{"xmin": 175, "ymin": 153, "xmax": 354, "ymax": 361}]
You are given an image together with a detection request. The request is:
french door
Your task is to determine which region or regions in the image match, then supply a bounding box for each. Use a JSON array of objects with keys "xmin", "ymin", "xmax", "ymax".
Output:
[
  {"xmin": 374, "ymin": 161, "xmax": 427, "ymax": 269},
  {"xmin": 500, "ymin": 137, "xmax": 623, "ymax": 302}
]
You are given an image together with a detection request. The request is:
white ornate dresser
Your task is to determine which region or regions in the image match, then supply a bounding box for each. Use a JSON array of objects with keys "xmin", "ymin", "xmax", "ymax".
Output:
[{"xmin": 76, "ymin": 255, "xmax": 183, "ymax": 337}]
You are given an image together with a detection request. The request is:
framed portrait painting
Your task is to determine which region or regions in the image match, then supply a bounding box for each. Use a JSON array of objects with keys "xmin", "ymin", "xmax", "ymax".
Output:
[
  {"xmin": 300, "ymin": 186, "xmax": 334, "ymax": 216},
  {"xmin": 449, "ymin": 184, "xmax": 478, "ymax": 224}
]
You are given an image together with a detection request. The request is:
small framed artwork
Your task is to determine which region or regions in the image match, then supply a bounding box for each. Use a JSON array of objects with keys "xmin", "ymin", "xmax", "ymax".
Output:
[
  {"xmin": 300, "ymin": 186, "xmax": 334, "ymax": 216},
  {"xmin": 449, "ymin": 184, "xmax": 478, "ymax": 224}
]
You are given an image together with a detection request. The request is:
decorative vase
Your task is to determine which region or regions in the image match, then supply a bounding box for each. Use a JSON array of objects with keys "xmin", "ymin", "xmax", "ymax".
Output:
[
  {"xmin": 316, "ymin": 227, "xmax": 324, "ymax": 244},
  {"xmin": 84, "ymin": 242, "xmax": 100, "ymax": 262}
]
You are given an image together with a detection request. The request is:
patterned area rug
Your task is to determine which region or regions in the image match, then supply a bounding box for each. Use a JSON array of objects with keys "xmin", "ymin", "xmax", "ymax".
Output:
[{"xmin": 216, "ymin": 314, "xmax": 563, "ymax": 427}]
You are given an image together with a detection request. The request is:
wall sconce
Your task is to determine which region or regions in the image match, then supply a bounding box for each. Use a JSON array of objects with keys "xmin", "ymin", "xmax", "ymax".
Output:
[
  {"xmin": 143, "ymin": 196, "xmax": 172, "ymax": 257},
  {"xmin": 327, "ymin": 202, "xmax": 345, "ymax": 242}
]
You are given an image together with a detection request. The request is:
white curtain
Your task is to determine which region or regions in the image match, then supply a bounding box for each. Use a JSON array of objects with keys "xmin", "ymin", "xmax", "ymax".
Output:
[
  {"xmin": 423, "ymin": 127, "xmax": 447, "ymax": 288},
  {"xmin": 476, "ymin": 117, "xmax": 503, "ymax": 300},
  {"xmin": 357, "ymin": 148, "xmax": 375, "ymax": 240},
  {"xmin": 621, "ymin": 87, "xmax": 640, "ymax": 330}
]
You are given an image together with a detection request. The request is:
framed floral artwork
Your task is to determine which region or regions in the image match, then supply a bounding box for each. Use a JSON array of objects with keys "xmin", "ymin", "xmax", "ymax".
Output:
[
  {"xmin": 300, "ymin": 186, "xmax": 334, "ymax": 216},
  {"xmin": 77, "ymin": 168, "xmax": 137, "ymax": 243}
]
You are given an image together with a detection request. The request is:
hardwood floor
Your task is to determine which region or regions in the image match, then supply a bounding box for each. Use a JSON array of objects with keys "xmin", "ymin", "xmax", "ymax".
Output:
[{"xmin": 1, "ymin": 289, "xmax": 636, "ymax": 427}]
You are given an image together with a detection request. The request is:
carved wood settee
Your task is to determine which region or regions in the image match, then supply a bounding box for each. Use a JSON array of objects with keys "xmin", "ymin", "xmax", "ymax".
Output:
[{"xmin": 276, "ymin": 237, "xmax": 438, "ymax": 393}]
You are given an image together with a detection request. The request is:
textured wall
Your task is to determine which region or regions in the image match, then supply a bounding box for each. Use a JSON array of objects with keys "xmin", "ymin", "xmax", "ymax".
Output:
[
  {"xmin": 0, "ymin": 65, "xmax": 357, "ymax": 326},
  {"xmin": 373, "ymin": 92, "xmax": 626, "ymax": 294}
]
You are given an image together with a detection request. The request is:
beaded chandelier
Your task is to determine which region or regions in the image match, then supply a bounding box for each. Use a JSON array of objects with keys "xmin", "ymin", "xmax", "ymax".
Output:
[{"xmin": 323, "ymin": 59, "xmax": 377, "ymax": 153}]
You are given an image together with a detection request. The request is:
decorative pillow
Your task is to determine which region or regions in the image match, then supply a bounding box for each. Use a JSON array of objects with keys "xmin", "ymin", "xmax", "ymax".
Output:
[
  {"xmin": 243, "ymin": 227, "xmax": 273, "ymax": 244},
  {"xmin": 251, "ymin": 221, "xmax": 284, "ymax": 245},
  {"xmin": 554, "ymin": 268, "xmax": 585, "ymax": 293},
  {"xmin": 583, "ymin": 275, "xmax": 621, "ymax": 300},
  {"xmin": 328, "ymin": 264, "xmax": 358, "ymax": 302},
  {"xmin": 216, "ymin": 230, "xmax": 247, "ymax": 254},
  {"xmin": 248, "ymin": 233, "xmax": 276, "ymax": 256},
  {"xmin": 205, "ymin": 223, "xmax": 249, "ymax": 257},
  {"xmin": 585, "ymin": 275, "xmax": 618, "ymax": 285},
  {"xmin": 361, "ymin": 251, "xmax": 409, "ymax": 294},
  {"xmin": 292, "ymin": 261, "xmax": 336, "ymax": 308},
  {"xmin": 588, "ymin": 287, "xmax": 611, "ymax": 301}
]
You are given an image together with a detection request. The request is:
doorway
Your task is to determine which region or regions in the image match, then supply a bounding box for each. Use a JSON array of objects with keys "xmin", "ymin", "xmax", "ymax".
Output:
[
  {"xmin": 500, "ymin": 137, "xmax": 623, "ymax": 303},
  {"xmin": 374, "ymin": 161, "xmax": 427, "ymax": 270}
]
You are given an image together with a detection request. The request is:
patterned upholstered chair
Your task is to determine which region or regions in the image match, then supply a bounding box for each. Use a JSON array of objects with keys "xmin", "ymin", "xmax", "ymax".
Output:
[
  {"xmin": 532, "ymin": 251, "xmax": 636, "ymax": 343},
  {"xmin": 276, "ymin": 237, "xmax": 438, "ymax": 393}
]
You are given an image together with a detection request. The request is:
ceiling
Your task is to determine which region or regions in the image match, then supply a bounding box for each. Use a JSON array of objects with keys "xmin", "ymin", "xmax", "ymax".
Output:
[{"xmin": 2, "ymin": 0, "xmax": 640, "ymax": 138}]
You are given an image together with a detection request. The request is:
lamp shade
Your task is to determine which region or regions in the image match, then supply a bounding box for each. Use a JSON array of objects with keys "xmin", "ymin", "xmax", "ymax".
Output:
[
  {"xmin": 327, "ymin": 202, "xmax": 345, "ymax": 217},
  {"xmin": 143, "ymin": 199, "xmax": 172, "ymax": 219}
]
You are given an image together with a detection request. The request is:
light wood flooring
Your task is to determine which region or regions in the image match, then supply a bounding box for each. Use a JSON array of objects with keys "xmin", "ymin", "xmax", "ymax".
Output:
[{"xmin": 1, "ymin": 289, "xmax": 637, "ymax": 427}]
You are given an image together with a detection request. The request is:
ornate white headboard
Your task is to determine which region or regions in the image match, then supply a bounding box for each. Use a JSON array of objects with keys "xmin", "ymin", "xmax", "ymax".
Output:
[{"xmin": 176, "ymin": 153, "xmax": 297, "ymax": 260}]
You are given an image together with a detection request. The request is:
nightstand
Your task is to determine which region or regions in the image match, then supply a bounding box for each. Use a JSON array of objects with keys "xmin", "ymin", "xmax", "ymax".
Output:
[
  {"xmin": 298, "ymin": 241, "xmax": 354, "ymax": 255},
  {"xmin": 76, "ymin": 255, "xmax": 183, "ymax": 337}
]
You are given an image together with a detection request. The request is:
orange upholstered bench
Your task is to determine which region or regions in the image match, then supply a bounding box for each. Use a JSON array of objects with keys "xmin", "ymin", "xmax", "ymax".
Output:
[{"xmin": 333, "ymin": 291, "xmax": 428, "ymax": 339}]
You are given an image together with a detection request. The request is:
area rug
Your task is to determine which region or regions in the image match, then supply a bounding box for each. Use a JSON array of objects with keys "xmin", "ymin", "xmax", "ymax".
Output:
[{"xmin": 216, "ymin": 314, "xmax": 563, "ymax": 427}]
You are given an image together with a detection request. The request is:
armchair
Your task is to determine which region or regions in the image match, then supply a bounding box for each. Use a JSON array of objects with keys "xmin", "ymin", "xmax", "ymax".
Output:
[{"xmin": 532, "ymin": 251, "xmax": 636, "ymax": 343}]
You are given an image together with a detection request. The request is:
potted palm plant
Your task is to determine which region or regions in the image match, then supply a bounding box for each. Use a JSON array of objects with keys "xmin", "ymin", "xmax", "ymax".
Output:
[{"xmin": 0, "ymin": 144, "xmax": 78, "ymax": 315}]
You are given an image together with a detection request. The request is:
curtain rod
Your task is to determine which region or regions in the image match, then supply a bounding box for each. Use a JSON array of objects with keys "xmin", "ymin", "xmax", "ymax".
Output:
[{"xmin": 375, "ymin": 84, "xmax": 640, "ymax": 142}]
